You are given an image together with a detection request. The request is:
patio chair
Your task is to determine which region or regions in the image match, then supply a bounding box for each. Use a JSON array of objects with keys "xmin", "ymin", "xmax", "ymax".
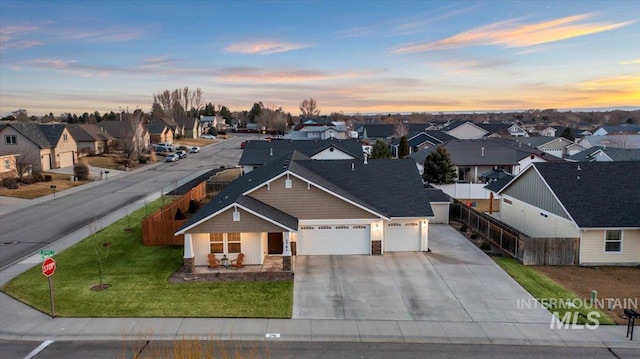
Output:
[
  {"xmin": 230, "ymin": 253, "xmax": 245, "ymax": 269},
  {"xmin": 207, "ymin": 253, "xmax": 220, "ymax": 268}
]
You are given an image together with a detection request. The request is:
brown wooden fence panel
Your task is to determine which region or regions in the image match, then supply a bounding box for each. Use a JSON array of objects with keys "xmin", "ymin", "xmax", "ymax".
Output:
[
  {"xmin": 450, "ymin": 200, "xmax": 578, "ymax": 265},
  {"xmin": 142, "ymin": 182, "xmax": 206, "ymax": 246}
]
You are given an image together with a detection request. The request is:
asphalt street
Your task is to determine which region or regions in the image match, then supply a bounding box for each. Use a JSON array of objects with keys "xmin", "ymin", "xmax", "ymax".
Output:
[
  {"xmin": 2, "ymin": 340, "xmax": 638, "ymax": 359},
  {"xmin": 0, "ymin": 136, "xmax": 245, "ymax": 269}
]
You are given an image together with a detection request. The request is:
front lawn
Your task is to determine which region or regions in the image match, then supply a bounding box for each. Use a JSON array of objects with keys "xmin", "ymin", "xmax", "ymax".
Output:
[
  {"xmin": 1, "ymin": 198, "xmax": 293, "ymax": 318},
  {"xmin": 494, "ymin": 256, "xmax": 614, "ymax": 325},
  {"xmin": 0, "ymin": 172, "xmax": 89, "ymax": 199}
]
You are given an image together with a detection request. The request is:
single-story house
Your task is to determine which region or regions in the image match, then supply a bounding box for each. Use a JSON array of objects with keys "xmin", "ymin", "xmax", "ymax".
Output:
[
  {"xmin": 390, "ymin": 131, "xmax": 455, "ymax": 157},
  {"xmin": 520, "ymin": 136, "xmax": 584, "ymax": 158},
  {"xmin": 577, "ymin": 135, "xmax": 640, "ymax": 150},
  {"xmin": 239, "ymin": 138, "xmax": 364, "ymax": 174},
  {"xmin": 0, "ymin": 122, "xmax": 77, "ymax": 171},
  {"xmin": 176, "ymin": 152, "xmax": 433, "ymax": 271},
  {"xmin": 496, "ymin": 161, "xmax": 640, "ymax": 266},
  {"xmin": 157, "ymin": 118, "xmax": 184, "ymax": 138},
  {"xmin": 592, "ymin": 125, "xmax": 640, "ymax": 136},
  {"xmin": 175, "ymin": 117, "xmax": 201, "ymax": 139},
  {"xmin": 355, "ymin": 123, "xmax": 429, "ymax": 142},
  {"xmin": 67, "ymin": 124, "xmax": 116, "ymax": 155},
  {"xmin": 284, "ymin": 124, "xmax": 349, "ymax": 140},
  {"xmin": 99, "ymin": 120, "xmax": 151, "ymax": 153},
  {"xmin": 567, "ymin": 146, "xmax": 640, "ymax": 162},
  {"xmin": 145, "ymin": 123, "xmax": 173, "ymax": 144}
]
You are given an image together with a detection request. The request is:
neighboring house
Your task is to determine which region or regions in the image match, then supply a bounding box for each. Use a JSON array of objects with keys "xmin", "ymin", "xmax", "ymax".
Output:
[
  {"xmin": 0, "ymin": 122, "xmax": 77, "ymax": 171},
  {"xmin": 441, "ymin": 121, "xmax": 489, "ymax": 139},
  {"xmin": 175, "ymin": 117, "xmax": 201, "ymax": 139},
  {"xmin": 285, "ymin": 124, "xmax": 349, "ymax": 140},
  {"xmin": 239, "ymin": 139, "xmax": 364, "ymax": 174},
  {"xmin": 99, "ymin": 120, "xmax": 150, "ymax": 154},
  {"xmin": 145, "ymin": 123, "xmax": 173, "ymax": 144},
  {"xmin": 390, "ymin": 131, "xmax": 455, "ymax": 157},
  {"xmin": 199, "ymin": 116, "xmax": 218, "ymax": 133},
  {"xmin": 496, "ymin": 161, "xmax": 640, "ymax": 266},
  {"xmin": 157, "ymin": 118, "xmax": 184, "ymax": 138},
  {"xmin": 355, "ymin": 123, "xmax": 429, "ymax": 142},
  {"xmin": 175, "ymin": 152, "xmax": 433, "ymax": 270},
  {"xmin": 592, "ymin": 125, "xmax": 640, "ymax": 136},
  {"xmin": 578, "ymin": 135, "xmax": 640, "ymax": 149},
  {"xmin": 409, "ymin": 138, "xmax": 553, "ymax": 182},
  {"xmin": 67, "ymin": 124, "xmax": 116, "ymax": 155},
  {"xmin": 540, "ymin": 126, "xmax": 582, "ymax": 139},
  {"xmin": 520, "ymin": 136, "xmax": 584, "ymax": 158},
  {"xmin": 567, "ymin": 146, "xmax": 640, "ymax": 162},
  {"xmin": 0, "ymin": 153, "xmax": 18, "ymax": 179},
  {"xmin": 478, "ymin": 122, "xmax": 529, "ymax": 137}
]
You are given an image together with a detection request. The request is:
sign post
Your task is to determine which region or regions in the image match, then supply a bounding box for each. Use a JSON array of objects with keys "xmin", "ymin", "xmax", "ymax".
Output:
[{"xmin": 42, "ymin": 257, "xmax": 56, "ymax": 317}]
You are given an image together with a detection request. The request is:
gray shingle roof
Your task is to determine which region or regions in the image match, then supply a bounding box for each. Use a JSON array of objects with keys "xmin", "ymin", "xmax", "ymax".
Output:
[
  {"xmin": 531, "ymin": 162, "xmax": 640, "ymax": 228},
  {"xmin": 174, "ymin": 117, "xmax": 198, "ymax": 129},
  {"xmin": 180, "ymin": 151, "xmax": 433, "ymax": 233},
  {"xmin": 239, "ymin": 139, "xmax": 364, "ymax": 166},
  {"xmin": 3, "ymin": 122, "xmax": 64, "ymax": 148},
  {"xmin": 424, "ymin": 188, "xmax": 451, "ymax": 203},
  {"xmin": 144, "ymin": 123, "xmax": 168, "ymax": 135},
  {"xmin": 67, "ymin": 124, "xmax": 115, "ymax": 142},
  {"xmin": 567, "ymin": 146, "xmax": 640, "ymax": 162}
]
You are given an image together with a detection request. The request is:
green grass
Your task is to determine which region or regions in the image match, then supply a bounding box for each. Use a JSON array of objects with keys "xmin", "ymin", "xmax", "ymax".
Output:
[
  {"xmin": 1, "ymin": 197, "xmax": 293, "ymax": 318},
  {"xmin": 493, "ymin": 256, "xmax": 614, "ymax": 325}
]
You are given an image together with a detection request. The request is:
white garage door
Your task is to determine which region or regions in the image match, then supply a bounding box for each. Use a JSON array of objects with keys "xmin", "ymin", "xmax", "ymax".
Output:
[
  {"xmin": 58, "ymin": 152, "xmax": 74, "ymax": 168},
  {"xmin": 385, "ymin": 221, "xmax": 421, "ymax": 252},
  {"xmin": 296, "ymin": 224, "xmax": 370, "ymax": 255}
]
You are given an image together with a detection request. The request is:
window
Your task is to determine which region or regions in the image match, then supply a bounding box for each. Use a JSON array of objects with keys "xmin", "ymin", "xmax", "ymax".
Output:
[
  {"xmin": 335, "ymin": 226, "xmax": 349, "ymax": 229},
  {"xmin": 604, "ymin": 230, "xmax": 622, "ymax": 253},
  {"xmin": 503, "ymin": 198, "xmax": 513, "ymax": 205},
  {"xmin": 210, "ymin": 233, "xmax": 223, "ymax": 253},
  {"xmin": 4, "ymin": 135, "xmax": 17, "ymax": 145},
  {"xmin": 318, "ymin": 225, "xmax": 332, "ymax": 229},
  {"xmin": 353, "ymin": 225, "xmax": 366, "ymax": 229},
  {"xmin": 388, "ymin": 223, "xmax": 401, "ymax": 227},
  {"xmin": 405, "ymin": 223, "xmax": 419, "ymax": 226},
  {"xmin": 227, "ymin": 233, "xmax": 241, "ymax": 253},
  {"xmin": 63, "ymin": 134, "xmax": 68, "ymax": 142},
  {"xmin": 458, "ymin": 167, "xmax": 470, "ymax": 182}
]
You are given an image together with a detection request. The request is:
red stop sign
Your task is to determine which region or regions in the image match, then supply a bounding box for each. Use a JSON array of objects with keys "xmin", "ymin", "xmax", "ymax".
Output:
[{"xmin": 42, "ymin": 257, "xmax": 56, "ymax": 277}]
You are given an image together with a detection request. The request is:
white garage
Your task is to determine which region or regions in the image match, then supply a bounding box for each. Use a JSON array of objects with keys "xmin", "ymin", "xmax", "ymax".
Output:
[
  {"xmin": 384, "ymin": 221, "xmax": 421, "ymax": 252},
  {"xmin": 58, "ymin": 151, "xmax": 74, "ymax": 168},
  {"xmin": 296, "ymin": 224, "xmax": 370, "ymax": 255},
  {"xmin": 429, "ymin": 202, "xmax": 450, "ymax": 224}
]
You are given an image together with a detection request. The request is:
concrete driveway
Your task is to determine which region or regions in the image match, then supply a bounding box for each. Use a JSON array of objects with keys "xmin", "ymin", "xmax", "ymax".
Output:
[{"xmin": 292, "ymin": 224, "xmax": 551, "ymax": 323}]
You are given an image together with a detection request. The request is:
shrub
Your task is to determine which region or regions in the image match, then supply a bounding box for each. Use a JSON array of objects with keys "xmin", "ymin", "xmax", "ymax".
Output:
[
  {"xmin": 74, "ymin": 163, "xmax": 91, "ymax": 181},
  {"xmin": 175, "ymin": 208, "xmax": 186, "ymax": 220},
  {"xmin": 32, "ymin": 172, "xmax": 45, "ymax": 182},
  {"xmin": 188, "ymin": 199, "xmax": 201, "ymax": 214},
  {"xmin": 460, "ymin": 225, "xmax": 467, "ymax": 233},
  {"xmin": 20, "ymin": 178, "xmax": 35, "ymax": 185},
  {"xmin": 470, "ymin": 234, "xmax": 478, "ymax": 240},
  {"xmin": 218, "ymin": 130, "xmax": 226, "ymax": 135},
  {"xmin": 480, "ymin": 242, "xmax": 491, "ymax": 251},
  {"xmin": 138, "ymin": 156, "xmax": 148, "ymax": 164},
  {"xmin": 3, "ymin": 178, "xmax": 19, "ymax": 189},
  {"xmin": 44, "ymin": 175, "xmax": 53, "ymax": 182},
  {"xmin": 178, "ymin": 145, "xmax": 188, "ymax": 150}
]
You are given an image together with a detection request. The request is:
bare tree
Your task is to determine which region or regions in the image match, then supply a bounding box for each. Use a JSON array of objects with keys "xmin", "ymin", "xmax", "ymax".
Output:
[
  {"xmin": 393, "ymin": 121, "xmax": 409, "ymax": 138},
  {"xmin": 153, "ymin": 87, "xmax": 204, "ymax": 118},
  {"xmin": 152, "ymin": 90, "xmax": 173, "ymax": 117},
  {"xmin": 12, "ymin": 109, "xmax": 29, "ymax": 122},
  {"xmin": 300, "ymin": 98, "xmax": 320, "ymax": 118},
  {"xmin": 256, "ymin": 103, "xmax": 288, "ymax": 133},
  {"xmin": 119, "ymin": 110, "xmax": 147, "ymax": 160},
  {"xmin": 8, "ymin": 146, "xmax": 40, "ymax": 180}
]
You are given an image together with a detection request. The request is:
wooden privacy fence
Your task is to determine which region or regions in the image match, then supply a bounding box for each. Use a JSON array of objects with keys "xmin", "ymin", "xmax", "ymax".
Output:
[
  {"xmin": 142, "ymin": 182, "xmax": 206, "ymax": 246},
  {"xmin": 450, "ymin": 200, "xmax": 579, "ymax": 265}
]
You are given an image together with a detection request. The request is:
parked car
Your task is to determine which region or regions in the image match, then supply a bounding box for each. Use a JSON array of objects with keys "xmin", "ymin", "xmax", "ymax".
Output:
[
  {"xmin": 175, "ymin": 150, "xmax": 187, "ymax": 159},
  {"xmin": 155, "ymin": 147, "xmax": 169, "ymax": 153},
  {"xmin": 154, "ymin": 142, "xmax": 174, "ymax": 152},
  {"xmin": 240, "ymin": 141, "xmax": 246, "ymax": 149},
  {"xmin": 189, "ymin": 146, "xmax": 200, "ymax": 153},
  {"xmin": 165, "ymin": 154, "xmax": 179, "ymax": 162},
  {"xmin": 201, "ymin": 134, "xmax": 215, "ymax": 139}
]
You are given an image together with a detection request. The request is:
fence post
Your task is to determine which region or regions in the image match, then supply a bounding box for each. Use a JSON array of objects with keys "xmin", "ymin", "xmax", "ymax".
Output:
[{"xmin": 500, "ymin": 228, "xmax": 503, "ymax": 248}]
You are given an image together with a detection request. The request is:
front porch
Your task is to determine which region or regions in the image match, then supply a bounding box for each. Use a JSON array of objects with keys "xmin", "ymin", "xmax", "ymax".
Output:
[{"xmin": 170, "ymin": 256, "xmax": 294, "ymax": 283}]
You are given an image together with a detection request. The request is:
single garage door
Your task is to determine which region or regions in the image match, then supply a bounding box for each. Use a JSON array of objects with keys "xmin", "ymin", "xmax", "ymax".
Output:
[
  {"xmin": 385, "ymin": 221, "xmax": 421, "ymax": 252},
  {"xmin": 296, "ymin": 224, "xmax": 370, "ymax": 255},
  {"xmin": 58, "ymin": 152, "xmax": 74, "ymax": 168}
]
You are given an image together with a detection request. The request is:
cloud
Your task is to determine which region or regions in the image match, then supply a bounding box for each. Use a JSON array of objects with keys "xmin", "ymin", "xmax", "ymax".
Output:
[
  {"xmin": 392, "ymin": 13, "xmax": 634, "ymax": 53},
  {"xmin": 620, "ymin": 59, "xmax": 640, "ymax": 65},
  {"xmin": 58, "ymin": 27, "xmax": 147, "ymax": 42},
  {"xmin": 218, "ymin": 66, "xmax": 383, "ymax": 83},
  {"xmin": 393, "ymin": 5, "xmax": 477, "ymax": 35},
  {"xmin": 335, "ymin": 27, "xmax": 372, "ymax": 39},
  {"xmin": 224, "ymin": 40, "xmax": 310, "ymax": 54},
  {"xmin": 0, "ymin": 23, "xmax": 43, "ymax": 51}
]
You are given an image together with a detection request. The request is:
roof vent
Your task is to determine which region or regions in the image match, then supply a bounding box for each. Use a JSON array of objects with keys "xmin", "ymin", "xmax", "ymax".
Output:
[
  {"xmin": 577, "ymin": 165, "xmax": 581, "ymax": 171},
  {"xmin": 270, "ymin": 148, "xmax": 273, "ymax": 156},
  {"xmin": 351, "ymin": 163, "xmax": 355, "ymax": 171},
  {"xmin": 481, "ymin": 147, "xmax": 485, "ymax": 157},
  {"xmin": 364, "ymin": 153, "xmax": 368, "ymax": 164}
]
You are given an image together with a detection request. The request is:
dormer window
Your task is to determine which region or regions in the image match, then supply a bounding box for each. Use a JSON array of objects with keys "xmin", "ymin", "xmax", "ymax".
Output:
[{"xmin": 4, "ymin": 135, "xmax": 17, "ymax": 145}]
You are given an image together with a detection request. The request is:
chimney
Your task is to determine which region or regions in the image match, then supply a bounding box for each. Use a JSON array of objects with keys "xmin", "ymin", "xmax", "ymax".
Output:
[{"xmin": 364, "ymin": 153, "xmax": 368, "ymax": 164}]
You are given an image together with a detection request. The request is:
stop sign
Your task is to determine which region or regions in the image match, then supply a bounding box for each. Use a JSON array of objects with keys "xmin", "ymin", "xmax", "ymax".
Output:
[{"xmin": 42, "ymin": 257, "xmax": 56, "ymax": 277}]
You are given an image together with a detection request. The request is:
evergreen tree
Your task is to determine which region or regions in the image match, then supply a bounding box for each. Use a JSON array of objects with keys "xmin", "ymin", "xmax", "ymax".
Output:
[
  {"xmin": 398, "ymin": 136, "xmax": 410, "ymax": 158},
  {"xmin": 560, "ymin": 127, "xmax": 575, "ymax": 142},
  {"xmin": 422, "ymin": 147, "xmax": 457, "ymax": 184},
  {"xmin": 371, "ymin": 139, "xmax": 391, "ymax": 159}
]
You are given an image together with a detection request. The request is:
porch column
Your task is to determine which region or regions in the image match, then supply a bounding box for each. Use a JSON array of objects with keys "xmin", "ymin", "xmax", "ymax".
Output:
[
  {"xmin": 421, "ymin": 219, "xmax": 429, "ymax": 252},
  {"xmin": 183, "ymin": 233, "xmax": 195, "ymax": 273},
  {"xmin": 282, "ymin": 232, "xmax": 292, "ymax": 271}
]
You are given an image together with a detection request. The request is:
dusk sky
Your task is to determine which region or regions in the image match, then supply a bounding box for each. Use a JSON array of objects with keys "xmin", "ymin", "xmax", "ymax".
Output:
[{"xmin": 1, "ymin": 0, "xmax": 638, "ymax": 117}]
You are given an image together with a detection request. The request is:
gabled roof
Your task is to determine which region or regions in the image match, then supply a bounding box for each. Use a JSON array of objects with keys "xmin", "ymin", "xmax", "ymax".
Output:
[
  {"xmin": 390, "ymin": 131, "xmax": 454, "ymax": 147},
  {"xmin": 144, "ymin": 123, "xmax": 168, "ymax": 135},
  {"xmin": 483, "ymin": 173, "xmax": 515, "ymax": 193},
  {"xmin": 567, "ymin": 146, "xmax": 640, "ymax": 162},
  {"xmin": 579, "ymin": 135, "xmax": 640, "ymax": 149},
  {"xmin": 520, "ymin": 136, "xmax": 571, "ymax": 148},
  {"xmin": 410, "ymin": 139, "xmax": 521, "ymax": 166},
  {"xmin": 174, "ymin": 117, "xmax": 198, "ymax": 129},
  {"xmin": 424, "ymin": 188, "xmax": 451, "ymax": 203},
  {"xmin": 157, "ymin": 118, "xmax": 182, "ymax": 129},
  {"xmin": 178, "ymin": 151, "xmax": 432, "ymax": 233},
  {"xmin": 441, "ymin": 121, "xmax": 488, "ymax": 134},
  {"xmin": 357, "ymin": 123, "xmax": 429, "ymax": 138},
  {"xmin": 239, "ymin": 139, "xmax": 363, "ymax": 166},
  {"xmin": 501, "ymin": 162, "xmax": 640, "ymax": 228},
  {"xmin": 1, "ymin": 122, "xmax": 68, "ymax": 149},
  {"xmin": 67, "ymin": 124, "xmax": 115, "ymax": 142},
  {"xmin": 99, "ymin": 120, "xmax": 139, "ymax": 138},
  {"xmin": 596, "ymin": 125, "xmax": 640, "ymax": 135},
  {"xmin": 476, "ymin": 123, "xmax": 513, "ymax": 136}
]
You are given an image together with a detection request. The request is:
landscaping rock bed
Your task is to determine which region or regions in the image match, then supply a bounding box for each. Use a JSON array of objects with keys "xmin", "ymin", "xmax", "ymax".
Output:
[{"xmin": 168, "ymin": 269, "xmax": 294, "ymax": 283}]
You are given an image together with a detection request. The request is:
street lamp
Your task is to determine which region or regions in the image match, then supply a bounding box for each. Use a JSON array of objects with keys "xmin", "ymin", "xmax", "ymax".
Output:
[
  {"xmin": 104, "ymin": 170, "xmax": 110, "ymax": 181},
  {"xmin": 50, "ymin": 185, "xmax": 57, "ymax": 198}
]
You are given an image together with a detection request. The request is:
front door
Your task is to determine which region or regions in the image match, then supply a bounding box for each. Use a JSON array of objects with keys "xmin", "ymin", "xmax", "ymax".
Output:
[{"xmin": 267, "ymin": 232, "xmax": 283, "ymax": 255}]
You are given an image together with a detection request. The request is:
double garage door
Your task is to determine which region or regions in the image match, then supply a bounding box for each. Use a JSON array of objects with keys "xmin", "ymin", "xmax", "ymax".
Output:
[{"xmin": 296, "ymin": 224, "xmax": 370, "ymax": 255}]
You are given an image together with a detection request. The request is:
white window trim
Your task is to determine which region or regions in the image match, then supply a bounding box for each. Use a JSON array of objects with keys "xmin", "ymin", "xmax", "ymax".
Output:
[
  {"xmin": 209, "ymin": 233, "xmax": 242, "ymax": 254},
  {"xmin": 5, "ymin": 135, "xmax": 17, "ymax": 145},
  {"xmin": 603, "ymin": 230, "xmax": 623, "ymax": 254}
]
